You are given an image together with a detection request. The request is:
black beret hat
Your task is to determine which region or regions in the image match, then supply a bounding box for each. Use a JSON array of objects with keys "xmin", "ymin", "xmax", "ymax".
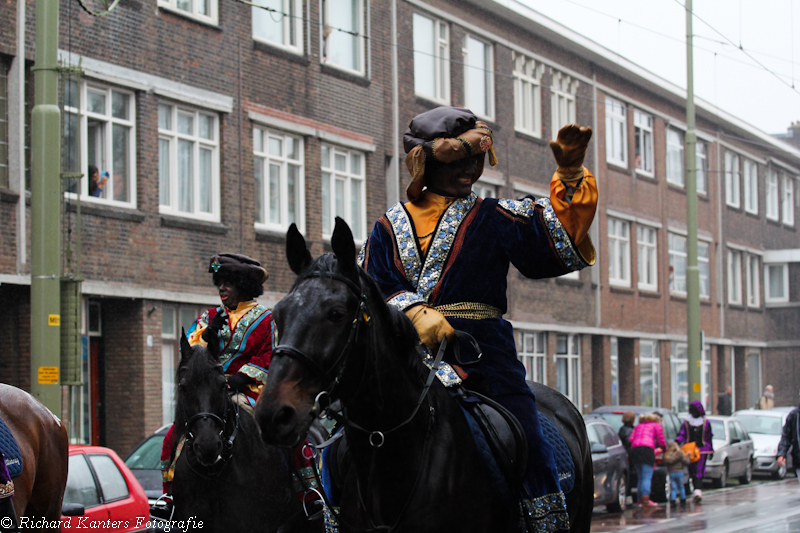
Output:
[
  {"xmin": 208, "ymin": 253, "xmax": 268, "ymax": 284},
  {"xmin": 403, "ymin": 106, "xmax": 477, "ymax": 154}
]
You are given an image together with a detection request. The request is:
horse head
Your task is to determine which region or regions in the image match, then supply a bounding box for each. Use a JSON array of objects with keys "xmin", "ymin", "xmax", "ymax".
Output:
[
  {"xmin": 256, "ymin": 217, "xmax": 380, "ymax": 448},
  {"xmin": 177, "ymin": 329, "xmax": 232, "ymax": 467}
]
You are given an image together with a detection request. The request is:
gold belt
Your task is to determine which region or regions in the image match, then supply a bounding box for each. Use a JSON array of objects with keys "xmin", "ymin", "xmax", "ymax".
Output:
[{"xmin": 435, "ymin": 302, "xmax": 503, "ymax": 320}]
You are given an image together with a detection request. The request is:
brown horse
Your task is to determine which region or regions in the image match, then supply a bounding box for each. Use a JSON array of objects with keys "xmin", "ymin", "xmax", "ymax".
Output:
[{"xmin": 0, "ymin": 384, "xmax": 69, "ymax": 521}]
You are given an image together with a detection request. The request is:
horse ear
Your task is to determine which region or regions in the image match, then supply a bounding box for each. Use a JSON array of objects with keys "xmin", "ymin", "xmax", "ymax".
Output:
[
  {"xmin": 286, "ymin": 223, "xmax": 312, "ymax": 275},
  {"xmin": 331, "ymin": 217, "xmax": 356, "ymax": 273},
  {"xmin": 179, "ymin": 328, "xmax": 193, "ymax": 364}
]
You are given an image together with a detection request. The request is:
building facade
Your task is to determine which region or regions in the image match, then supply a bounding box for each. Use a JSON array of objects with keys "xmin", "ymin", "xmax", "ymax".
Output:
[{"xmin": 0, "ymin": 0, "xmax": 798, "ymax": 455}]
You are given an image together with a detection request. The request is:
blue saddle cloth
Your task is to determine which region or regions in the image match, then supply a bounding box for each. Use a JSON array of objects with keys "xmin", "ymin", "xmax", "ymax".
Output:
[
  {"xmin": 539, "ymin": 413, "xmax": 575, "ymax": 495},
  {"xmin": 0, "ymin": 418, "xmax": 23, "ymax": 478}
]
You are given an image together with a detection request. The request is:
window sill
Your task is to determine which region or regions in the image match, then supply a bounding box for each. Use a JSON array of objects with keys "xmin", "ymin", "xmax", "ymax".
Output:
[
  {"xmin": 67, "ymin": 199, "xmax": 146, "ymax": 223},
  {"xmin": 320, "ymin": 64, "xmax": 370, "ymax": 87},
  {"xmin": 606, "ymin": 161, "xmax": 629, "ymax": 174},
  {"xmin": 514, "ymin": 130, "xmax": 547, "ymax": 146},
  {"xmin": 252, "ymin": 40, "xmax": 310, "ymax": 66},
  {"xmin": 725, "ymin": 203, "xmax": 742, "ymax": 212},
  {"xmin": 700, "ymin": 298, "xmax": 713, "ymax": 306},
  {"xmin": 609, "ymin": 284, "xmax": 634, "ymax": 294},
  {"xmin": 638, "ymin": 288, "xmax": 660, "ymax": 298},
  {"xmin": 635, "ymin": 170, "xmax": 655, "ymax": 180},
  {"xmin": 698, "ymin": 193, "xmax": 710, "ymax": 202},
  {"xmin": 666, "ymin": 182, "xmax": 686, "ymax": 194},
  {"xmin": 745, "ymin": 305, "xmax": 764, "ymax": 313},
  {"xmin": 255, "ymin": 229, "xmax": 287, "ymax": 244},
  {"xmin": 415, "ymin": 95, "xmax": 450, "ymax": 109},
  {"xmin": 669, "ymin": 293, "xmax": 687, "ymax": 302},
  {"xmin": 160, "ymin": 214, "xmax": 228, "ymax": 234},
  {"xmin": 744, "ymin": 209, "xmax": 760, "ymax": 220},
  {"xmin": 765, "ymin": 300, "xmax": 797, "ymax": 308},
  {"xmin": 726, "ymin": 302, "xmax": 746, "ymax": 310},
  {"xmin": 0, "ymin": 188, "xmax": 20, "ymax": 204},
  {"xmin": 555, "ymin": 277, "xmax": 584, "ymax": 288},
  {"xmin": 158, "ymin": 5, "xmax": 221, "ymax": 29}
]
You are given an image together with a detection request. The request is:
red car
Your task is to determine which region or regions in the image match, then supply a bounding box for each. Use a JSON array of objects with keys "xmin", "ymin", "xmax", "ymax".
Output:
[{"xmin": 61, "ymin": 445, "xmax": 150, "ymax": 532}]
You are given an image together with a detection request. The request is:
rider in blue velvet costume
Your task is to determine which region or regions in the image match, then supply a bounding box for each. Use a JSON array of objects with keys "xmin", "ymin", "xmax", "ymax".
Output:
[{"xmin": 359, "ymin": 106, "xmax": 596, "ymax": 531}]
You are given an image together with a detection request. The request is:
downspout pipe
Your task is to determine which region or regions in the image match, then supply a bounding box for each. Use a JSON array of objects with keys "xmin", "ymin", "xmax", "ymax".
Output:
[{"xmin": 388, "ymin": 0, "xmax": 400, "ymax": 208}]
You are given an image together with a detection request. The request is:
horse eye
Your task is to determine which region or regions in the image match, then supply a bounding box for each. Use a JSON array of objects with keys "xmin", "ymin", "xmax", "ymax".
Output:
[{"xmin": 327, "ymin": 309, "xmax": 345, "ymax": 321}]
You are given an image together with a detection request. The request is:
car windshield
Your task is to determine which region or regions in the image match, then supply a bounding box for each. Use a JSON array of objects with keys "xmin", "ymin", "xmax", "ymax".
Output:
[
  {"xmin": 596, "ymin": 413, "xmax": 625, "ymax": 432},
  {"xmin": 125, "ymin": 434, "xmax": 165, "ymax": 470},
  {"xmin": 734, "ymin": 414, "xmax": 782, "ymax": 435}
]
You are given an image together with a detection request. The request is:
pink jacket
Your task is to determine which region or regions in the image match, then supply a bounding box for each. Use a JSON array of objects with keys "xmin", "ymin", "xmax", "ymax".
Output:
[{"xmin": 629, "ymin": 419, "xmax": 667, "ymax": 450}]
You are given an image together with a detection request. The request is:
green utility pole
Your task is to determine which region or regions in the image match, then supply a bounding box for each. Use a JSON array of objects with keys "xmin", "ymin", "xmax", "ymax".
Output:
[
  {"xmin": 685, "ymin": 0, "xmax": 702, "ymax": 405},
  {"xmin": 30, "ymin": 0, "xmax": 62, "ymax": 412}
]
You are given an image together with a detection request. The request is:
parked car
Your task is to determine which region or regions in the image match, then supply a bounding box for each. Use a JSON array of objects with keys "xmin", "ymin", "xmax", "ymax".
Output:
[
  {"xmin": 124, "ymin": 424, "xmax": 171, "ymax": 505},
  {"xmin": 584, "ymin": 414, "xmax": 628, "ymax": 512},
  {"xmin": 590, "ymin": 405, "xmax": 690, "ymax": 503},
  {"xmin": 62, "ymin": 445, "xmax": 150, "ymax": 532},
  {"xmin": 733, "ymin": 409, "xmax": 794, "ymax": 479},
  {"xmin": 702, "ymin": 415, "xmax": 754, "ymax": 488}
]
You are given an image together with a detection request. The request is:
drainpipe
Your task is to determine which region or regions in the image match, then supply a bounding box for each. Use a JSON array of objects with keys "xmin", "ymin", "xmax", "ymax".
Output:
[
  {"xmin": 10, "ymin": 0, "xmax": 26, "ymax": 273},
  {"xmin": 591, "ymin": 68, "xmax": 601, "ymax": 328},
  {"xmin": 387, "ymin": 0, "xmax": 400, "ymax": 208}
]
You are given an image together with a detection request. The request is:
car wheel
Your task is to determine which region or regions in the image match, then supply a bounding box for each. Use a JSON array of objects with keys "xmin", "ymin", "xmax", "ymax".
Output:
[
  {"xmin": 774, "ymin": 462, "xmax": 787, "ymax": 480},
  {"xmin": 650, "ymin": 470, "xmax": 669, "ymax": 503},
  {"xmin": 607, "ymin": 473, "xmax": 627, "ymax": 513},
  {"xmin": 712, "ymin": 463, "xmax": 728, "ymax": 489},
  {"xmin": 739, "ymin": 458, "xmax": 753, "ymax": 484}
]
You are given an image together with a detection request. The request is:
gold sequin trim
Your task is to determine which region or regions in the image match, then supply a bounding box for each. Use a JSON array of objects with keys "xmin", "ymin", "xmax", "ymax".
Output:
[{"xmin": 435, "ymin": 302, "xmax": 503, "ymax": 320}]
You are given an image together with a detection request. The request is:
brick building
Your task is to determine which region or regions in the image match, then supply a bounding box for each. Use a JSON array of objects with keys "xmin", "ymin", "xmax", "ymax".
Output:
[{"xmin": 1, "ymin": 0, "xmax": 798, "ymax": 455}]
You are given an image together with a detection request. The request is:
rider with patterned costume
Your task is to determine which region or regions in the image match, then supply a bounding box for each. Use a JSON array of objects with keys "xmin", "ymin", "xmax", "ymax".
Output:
[
  {"xmin": 359, "ymin": 106, "xmax": 596, "ymax": 532},
  {"xmin": 160, "ymin": 253, "xmax": 272, "ymax": 494}
]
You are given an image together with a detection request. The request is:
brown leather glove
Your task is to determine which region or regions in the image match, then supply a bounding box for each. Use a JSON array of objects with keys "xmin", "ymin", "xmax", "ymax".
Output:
[
  {"xmin": 550, "ymin": 124, "xmax": 593, "ymax": 183},
  {"xmin": 405, "ymin": 304, "xmax": 455, "ymax": 352}
]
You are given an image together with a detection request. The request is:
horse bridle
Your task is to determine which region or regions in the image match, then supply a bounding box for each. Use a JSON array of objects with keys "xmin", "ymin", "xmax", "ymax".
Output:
[{"xmin": 180, "ymin": 391, "xmax": 240, "ymax": 474}]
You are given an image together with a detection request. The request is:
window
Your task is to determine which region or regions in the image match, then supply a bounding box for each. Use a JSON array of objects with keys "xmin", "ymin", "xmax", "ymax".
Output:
[
  {"xmin": 725, "ymin": 151, "xmax": 740, "ymax": 208},
  {"xmin": 608, "ymin": 218, "xmax": 630, "ymax": 287},
  {"xmin": 605, "ymin": 97, "xmax": 627, "ymax": 166},
  {"xmin": 766, "ymin": 169, "xmax": 779, "ymax": 220},
  {"xmin": 743, "ymin": 160, "xmax": 758, "ymax": 214},
  {"xmin": 321, "ymin": 0, "xmax": 365, "ymax": 75},
  {"xmin": 253, "ymin": 128, "xmax": 304, "ymax": 232},
  {"xmin": 746, "ymin": 254, "xmax": 760, "ymax": 308},
  {"xmin": 463, "ymin": 36, "xmax": 493, "ymax": 119},
  {"xmin": 158, "ymin": 0, "xmax": 217, "ymax": 25},
  {"xmin": 640, "ymin": 340, "xmax": 660, "ymax": 408},
  {"xmin": 252, "ymin": 0, "xmax": 303, "ymax": 53},
  {"xmin": 634, "ymin": 110, "xmax": 654, "ymax": 175},
  {"xmin": 765, "ymin": 263, "xmax": 789, "ymax": 303},
  {"xmin": 728, "ymin": 249, "xmax": 742, "ymax": 305},
  {"xmin": 413, "ymin": 13, "xmax": 449, "ymax": 104},
  {"xmin": 666, "ymin": 128, "xmax": 684, "ymax": 187},
  {"xmin": 555, "ymin": 334, "xmax": 581, "ymax": 408},
  {"xmin": 517, "ymin": 331, "xmax": 546, "ymax": 384},
  {"xmin": 671, "ymin": 342, "xmax": 688, "ymax": 413},
  {"xmin": 321, "ymin": 144, "xmax": 366, "ymax": 241},
  {"xmin": 64, "ymin": 455, "xmax": 101, "ymax": 508},
  {"xmin": 637, "ymin": 225, "xmax": 657, "ymax": 291},
  {"xmin": 550, "ymin": 72, "xmax": 577, "ymax": 141},
  {"xmin": 88, "ymin": 454, "xmax": 129, "ymax": 502},
  {"xmin": 699, "ymin": 241, "xmax": 710, "ymax": 299},
  {"xmin": 513, "ymin": 53, "xmax": 542, "ymax": 137},
  {"xmin": 476, "ymin": 182, "xmax": 498, "ymax": 199},
  {"xmin": 668, "ymin": 232, "xmax": 686, "ymax": 295},
  {"xmin": 782, "ymin": 175, "xmax": 795, "ymax": 225},
  {"xmin": 162, "ymin": 305, "xmax": 203, "ymax": 425},
  {"xmin": 63, "ymin": 81, "xmax": 136, "ymax": 205},
  {"xmin": 158, "ymin": 104, "xmax": 219, "ymax": 221},
  {"xmin": 696, "ymin": 142, "xmax": 707, "ymax": 194},
  {"xmin": 610, "ymin": 337, "xmax": 619, "ymax": 405}
]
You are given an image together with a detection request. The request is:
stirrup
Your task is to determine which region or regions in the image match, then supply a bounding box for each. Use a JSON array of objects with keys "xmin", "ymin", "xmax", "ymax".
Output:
[{"xmin": 150, "ymin": 494, "xmax": 175, "ymax": 523}]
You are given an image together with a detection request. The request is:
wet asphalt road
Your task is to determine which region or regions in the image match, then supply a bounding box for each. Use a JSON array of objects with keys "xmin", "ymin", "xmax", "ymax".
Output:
[{"xmin": 591, "ymin": 475, "xmax": 800, "ymax": 532}]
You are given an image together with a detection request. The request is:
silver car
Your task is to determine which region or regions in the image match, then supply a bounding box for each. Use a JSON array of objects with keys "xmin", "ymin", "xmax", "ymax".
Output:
[
  {"xmin": 704, "ymin": 416, "xmax": 754, "ymax": 488},
  {"xmin": 733, "ymin": 409, "xmax": 794, "ymax": 479}
]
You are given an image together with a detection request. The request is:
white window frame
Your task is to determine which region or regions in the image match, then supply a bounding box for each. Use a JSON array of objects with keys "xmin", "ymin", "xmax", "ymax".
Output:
[
  {"xmin": 743, "ymin": 159, "xmax": 758, "ymax": 214},
  {"xmin": 605, "ymin": 97, "xmax": 627, "ymax": 167},
  {"xmin": 413, "ymin": 13, "xmax": 449, "ymax": 104},
  {"xmin": 639, "ymin": 340, "xmax": 660, "ymax": 408},
  {"xmin": 696, "ymin": 142, "xmax": 707, "ymax": 194},
  {"xmin": 746, "ymin": 254, "xmax": 760, "ymax": 308},
  {"xmin": 765, "ymin": 263, "xmax": 789, "ymax": 303},
  {"xmin": 252, "ymin": 0, "xmax": 304, "ymax": 54},
  {"xmin": 158, "ymin": 103, "xmax": 220, "ymax": 222},
  {"xmin": 513, "ymin": 53, "xmax": 542, "ymax": 138},
  {"xmin": 463, "ymin": 35, "xmax": 494, "ymax": 120},
  {"xmin": 766, "ymin": 169, "xmax": 780, "ymax": 220},
  {"xmin": 634, "ymin": 110, "xmax": 654, "ymax": 177},
  {"xmin": 782, "ymin": 175, "xmax": 795, "ymax": 226},
  {"xmin": 637, "ymin": 224, "xmax": 657, "ymax": 291},
  {"xmin": 321, "ymin": 144, "xmax": 367, "ymax": 242},
  {"xmin": 608, "ymin": 217, "xmax": 631, "ymax": 287},
  {"xmin": 555, "ymin": 333, "xmax": 581, "ymax": 408},
  {"xmin": 666, "ymin": 128, "xmax": 684, "ymax": 187},
  {"xmin": 671, "ymin": 342, "xmax": 688, "ymax": 413},
  {"xmin": 64, "ymin": 80, "xmax": 137, "ymax": 208},
  {"xmin": 158, "ymin": 0, "xmax": 218, "ymax": 25},
  {"xmin": 321, "ymin": 0, "xmax": 366, "ymax": 76},
  {"xmin": 550, "ymin": 72, "xmax": 577, "ymax": 141},
  {"xmin": 517, "ymin": 330, "xmax": 546, "ymax": 384},
  {"xmin": 727, "ymin": 249, "xmax": 743, "ymax": 305},
  {"xmin": 669, "ymin": 232, "xmax": 687, "ymax": 295},
  {"xmin": 253, "ymin": 127, "xmax": 305, "ymax": 233},
  {"xmin": 699, "ymin": 241, "xmax": 710, "ymax": 299},
  {"xmin": 725, "ymin": 151, "xmax": 741, "ymax": 208}
]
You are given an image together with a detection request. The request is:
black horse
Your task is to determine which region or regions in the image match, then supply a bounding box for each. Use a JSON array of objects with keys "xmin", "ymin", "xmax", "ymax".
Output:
[
  {"xmin": 170, "ymin": 332, "xmax": 322, "ymax": 533},
  {"xmin": 255, "ymin": 218, "xmax": 593, "ymax": 533}
]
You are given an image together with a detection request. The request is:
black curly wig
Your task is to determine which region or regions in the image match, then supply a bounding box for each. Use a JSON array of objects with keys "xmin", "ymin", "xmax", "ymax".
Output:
[{"xmin": 212, "ymin": 271, "xmax": 264, "ymax": 301}]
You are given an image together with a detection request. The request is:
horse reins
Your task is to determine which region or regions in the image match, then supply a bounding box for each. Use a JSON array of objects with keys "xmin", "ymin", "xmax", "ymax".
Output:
[{"xmin": 180, "ymin": 393, "xmax": 241, "ymax": 477}]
